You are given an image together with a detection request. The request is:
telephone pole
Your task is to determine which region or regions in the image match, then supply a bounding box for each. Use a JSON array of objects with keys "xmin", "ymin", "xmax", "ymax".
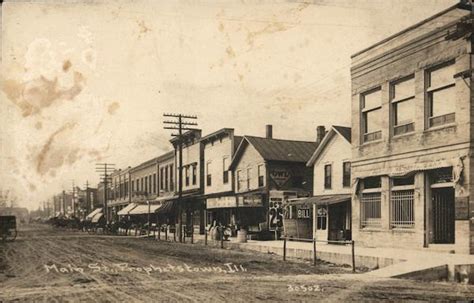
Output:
[
  {"xmin": 84, "ymin": 180, "xmax": 90, "ymax": 217},
  {"xmin": 163, "ymin": 113, "xmax": 198, "ymax": 243},
  {"xmin": 96, "ymin": 163, "xmax": 115, "ymax": 224}
]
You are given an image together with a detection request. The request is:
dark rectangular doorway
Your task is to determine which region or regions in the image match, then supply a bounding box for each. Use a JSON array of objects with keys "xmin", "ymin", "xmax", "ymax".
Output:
[
  {"xmin": 328, "ymin": 201, "xmax": 351, "ymax": 241},
  {"xmin": 431, "ymin": 187, "xmax": 455, "ymax": 244}
]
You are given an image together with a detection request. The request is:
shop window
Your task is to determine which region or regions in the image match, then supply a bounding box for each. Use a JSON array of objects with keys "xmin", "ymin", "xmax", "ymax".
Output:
[
  {"xmin": 427, "ymin": 61, "xmax": 455, "ymax": 128},
  {"xmin": 391, "ymin": 76, "xmax": 415, "ymax": 136},
  {"xmin": 316, "ymin": 207, "xmax": 327, "ymax": 230},
  {"xmin": 431, "ymin": 167, "xmax": 453, "ymax": 184},
  {"xmin": 361, "ymin": 88, "xmax": 382, "ymax": 143},
  {"xmin": 343, "ymin": 162, "xmax": 351, "ymax": 188},
  {"xmin": 360, "ymin": 193, "xmax": 381, "ymax": 228},
  {"xmin": 363, "ymin": 176, "xmax": 381, "ymax": 189},
  {"xmin": 258, "ymin": 164, "xmax": 265, "ymax": 187},
  {"xmin": 390, "ymin": 190, "xmax": 414, "ymax": 229}
]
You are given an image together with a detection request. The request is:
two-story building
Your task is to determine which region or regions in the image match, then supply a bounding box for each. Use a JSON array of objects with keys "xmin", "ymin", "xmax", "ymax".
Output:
[
  {"xmin": 229, "ymin": 125, "xmax": 317, "ymax": 238},
  {"xmin": 170, "ymin": 130, "xmax": 205, "ymax": 237},
  {"xmin": 350, "ymin": 3, "xmax": 472, "ymax": 253},
  {"xmin": 108, "ymin": 167, "xmax": 131, "ymax": 222},
  {"xmin": 201, "ymin": 128, "xmax": 242, "ymax": 231},
  {"xmin": 304, "ymin": 126, "xmax": 352, "ymax": 242}
]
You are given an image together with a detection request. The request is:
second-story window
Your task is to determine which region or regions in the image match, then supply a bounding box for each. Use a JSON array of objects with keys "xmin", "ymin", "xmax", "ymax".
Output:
[
  {"xmin": 149, "ymin": 175, "xmax": 152, "ymax": 194},
  {"xmin": 145, "ymin": 176, "xmax": 148, "ymax": 194},
  {"xmin": 170, "ymin": 164, "xmax": 174, "ymax": 191},
  {"xmin": 391, "ymin": 76, "xmax": 415, "ymax": 136},
  {"xmin": 258, "ymin": 164, "xmax": 265, "ymax": 187},
  {"xmin": 223, "ymin": 157, "xmax": 229, "ymax": 184},
  {"xmin": 361, "ymin": 88, "xmax": 382, "ymax": 143},
  {"xmin": 427, "ymin": 61, "xmax": 455, "ymax": 128},
  {"xmin": 324, "ymin": 164, "xmax": 332, "ymax": 189},
  {"xmin": 237, "ymin": 170, "xmax": 242, "ymax": 191},
  {"xmin": 160, "ymin": 168, "xmax": 164, "ymax": 190},
  {"xmin": 131, "ymin": 179, "xmax": 135, "ymax": 195},
  {"xmin": 153, "ymin": 173, "xmax": 156, "ymax": 193},
  {"xmin": 343, "ymin": 162, "xmax": 351, "ymax": 188},
  {"xmin": 185, "ymin": 166, "xmax": 190, "ymax": 186},
  {"xmin": 192, "ymin": 164, "xmax": 197, "ymax": 185},
  {"xmin": 247, "ymin": 167, "xmax": 252, "ymax": 189},
  {"xmin": 206, "ymin": 161, "xmax": 212, "ymax": 187}
]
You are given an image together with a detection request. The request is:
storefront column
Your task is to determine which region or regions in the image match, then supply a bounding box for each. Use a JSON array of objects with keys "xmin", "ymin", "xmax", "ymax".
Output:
[
  {"xmin": 312, "ymin": 203, "xmax": 316, "ymax": 240},
  {"xmin": 414, "ymin": 172, "xmax": 426, "ymax": 247},
  {"xmin": 381, "ymin": 176, "xmax": 390, "ymax": 230}
]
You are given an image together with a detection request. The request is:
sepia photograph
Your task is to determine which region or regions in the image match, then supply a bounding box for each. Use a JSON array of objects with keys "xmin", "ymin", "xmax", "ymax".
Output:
[{"xmin": 1, "ymin": 0, "xmax": 474, "ymax": 302}]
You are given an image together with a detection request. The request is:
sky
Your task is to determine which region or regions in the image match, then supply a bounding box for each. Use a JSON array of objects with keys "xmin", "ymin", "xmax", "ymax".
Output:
[{"xmin": 0, "ymin": 0, "xmax": 459, "ymax": 210}]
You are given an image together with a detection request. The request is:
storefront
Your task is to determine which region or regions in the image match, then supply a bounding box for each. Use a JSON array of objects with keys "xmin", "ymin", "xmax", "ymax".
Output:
[
  {"xmin": 284, "ymin": 194, "xmax": 351, "ymax": 241},
  {"xmin": 206, "ymin": 195, "xmax": 265, "ymax": 235}
]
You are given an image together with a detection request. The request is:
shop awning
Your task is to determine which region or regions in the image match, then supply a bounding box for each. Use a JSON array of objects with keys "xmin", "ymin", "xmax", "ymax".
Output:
[
  {"xmin": 117, "ymin": 203, "xmax": 138, "ymax": 216},
  {"xmin": 287, "ymin": 194, "xmax": 351, "ymax": 206},
  {"xmin": 155, "ymin": 200, "xmax": 178, "ymax": 215},
  {"xmin": 128, "ymin": 204, "xmax": 162, "ymax": 215},
  {"xmin": 86, "ymin": 208, "xmax": 102, "ymax": 220},
  {"xmin": 91, "ymin": 212, "xmax": 103, "ymax": 223}
]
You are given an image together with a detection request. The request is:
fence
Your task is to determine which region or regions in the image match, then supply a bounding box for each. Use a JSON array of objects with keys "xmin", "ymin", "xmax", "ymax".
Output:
[
  {"xmin": 282, "ymin": 236, "xmax": 356, "ymax": 272},
  {"xmin": 151, "ymin": 224, "xmax": 226, "ymax": 249}
]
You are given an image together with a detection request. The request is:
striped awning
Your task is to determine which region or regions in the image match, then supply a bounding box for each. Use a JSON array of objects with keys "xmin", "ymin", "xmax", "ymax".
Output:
[
  {"xmin": 117, "ymin": 203, "xmax": 137, "ymax": 216},
  {"xmin": 91, "ymin": 212, "xmax": 103, "ymax": 223},
  {"xmin": 86, "ymin": 208, "xmax": 102, "ymax": 220},
  {"xmin": 155, "ymin": 200, "xmax": 178, "ymax": 216},
  {"xmin": 128, "ymin": 204, "xmax": 162, "ymax": 215}
]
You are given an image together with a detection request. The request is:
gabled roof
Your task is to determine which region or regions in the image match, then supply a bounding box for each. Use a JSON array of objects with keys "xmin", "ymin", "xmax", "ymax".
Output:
[
  {"xmin": 307, "ymin": 126, "xmax": 351, "ymax": 167},
  {"xmin": 333, "ymin": 126, "xmax": 351, "ymax": 142},
  {"xmin": 229, "ymin": 136, "xmax": 318, "ymax": 170}
]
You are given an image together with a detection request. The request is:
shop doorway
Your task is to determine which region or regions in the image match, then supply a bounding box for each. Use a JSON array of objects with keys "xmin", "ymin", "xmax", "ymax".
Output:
[
  {"xmin": 328, "ymin": 201, "xmax": 351, "ymax": 241},
  {"xmin": 431, "ymin": 187, "xmax": 455, "ymax": 244}
]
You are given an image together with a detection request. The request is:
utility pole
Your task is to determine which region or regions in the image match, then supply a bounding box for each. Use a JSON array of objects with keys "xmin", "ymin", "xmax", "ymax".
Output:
[
  {"xmin": 96, "ymin": 163, "xmax": 115, "ymax": 224},
  {"xmin": 163, "ymin": 113, "xmax": 198, "ymax": 243},
  {"xmin": 84, "ymin": 180, "xmax": 90, "ymax": 217},
  {"xmin": 71, "ymin": 180, "xmax": 76, "ymax": 217},
  {"xmin": 62, "ymin": 190, "xmax": 66, "ymax": 216}
]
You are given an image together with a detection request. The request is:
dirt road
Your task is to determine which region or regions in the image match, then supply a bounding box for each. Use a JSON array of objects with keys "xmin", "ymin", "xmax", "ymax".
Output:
[{"xmin": 0, "ymin": 224, "xmax": 473, "ymax": 302}]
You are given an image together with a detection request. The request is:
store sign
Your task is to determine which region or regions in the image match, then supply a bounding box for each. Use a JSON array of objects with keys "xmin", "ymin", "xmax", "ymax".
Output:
[
  {"xmin": 269, "ymin": 192, "xmax": 285, "ymax": 231},
  {"xmin": 207, "ymin": 196, "xmax": 237, "ymax": 209},
  {"xmin": 237, "ymin": 195, "xmax": 263, "ymax": 207},
  {"xmin": 297, "ymin": 208, "xmax": 311, "ymax": 219},
  {"xmin": 270, "ymin": 169, "xmax": 291, "ymax": 187}
]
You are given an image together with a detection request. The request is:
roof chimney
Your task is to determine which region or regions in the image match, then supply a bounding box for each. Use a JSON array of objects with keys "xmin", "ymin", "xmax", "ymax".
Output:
[
  {"xmin": 266, "ymin": 125, "xmax": 273, "ymax": 139},
  {"xmin": 316, "ymin": 125, "xmax": 326, "ymax": 144}
]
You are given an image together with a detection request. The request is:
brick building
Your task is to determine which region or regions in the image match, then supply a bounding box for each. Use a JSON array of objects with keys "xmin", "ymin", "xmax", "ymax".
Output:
[{"xmin": 350, "ymin": 3, "xmax": 472, "ymax": 253}]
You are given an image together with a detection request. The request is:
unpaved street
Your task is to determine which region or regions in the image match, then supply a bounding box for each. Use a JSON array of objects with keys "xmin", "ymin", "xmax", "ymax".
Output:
[{"xmin": 1, "ymin": 224, "xmax": 474, "ymax": 302}]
